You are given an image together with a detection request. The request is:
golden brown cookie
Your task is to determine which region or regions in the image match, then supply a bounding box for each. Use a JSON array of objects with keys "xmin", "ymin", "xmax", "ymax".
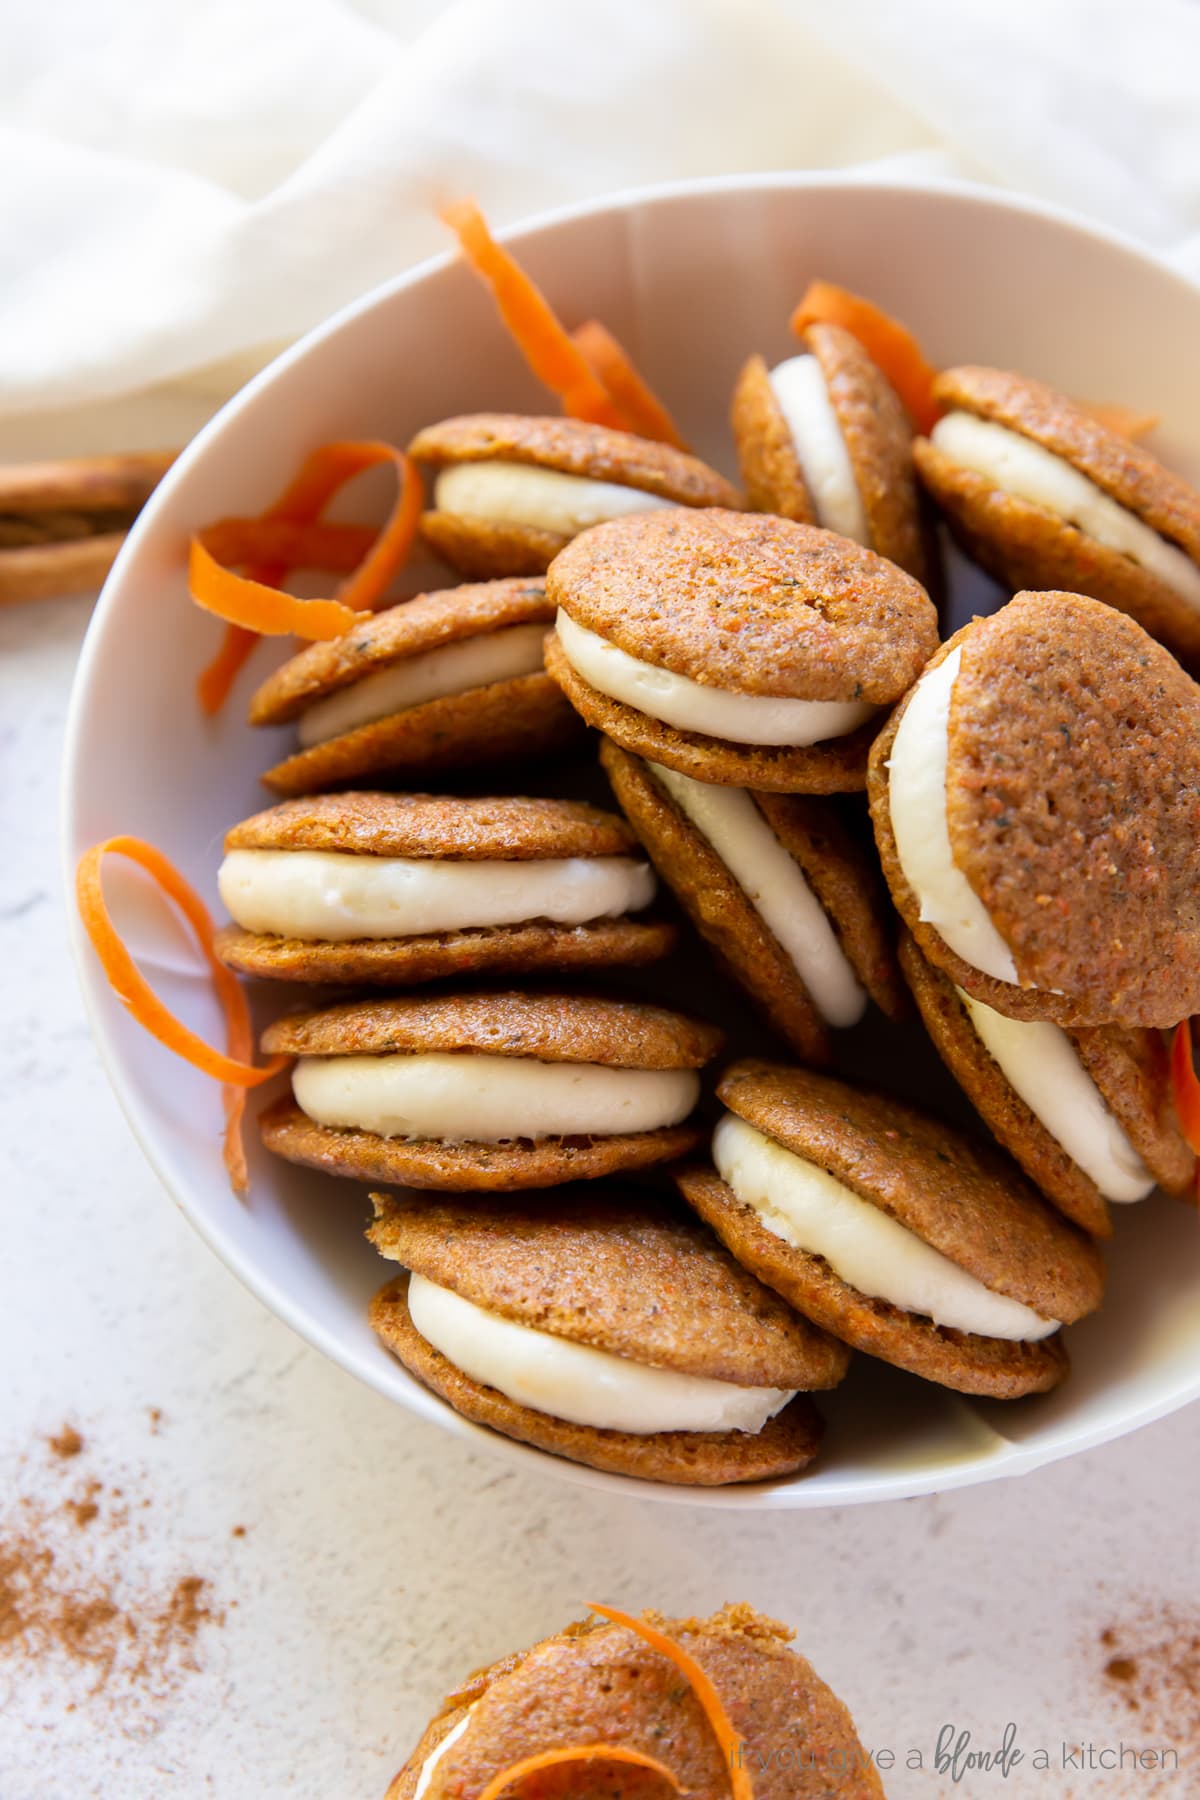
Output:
[
  {"xmin": 366, "ymin": 1187, "xmax": 843, "ymax": 1485},
  {"xmin": 731, "ymin": 325, "xmax": 930, "ymax": 584},
  {"xmin": 915, "ymin": 365, "xmax": 1200, "ymax": 667},
  {"xmin": 246, "ymin": 579, "xmax": 582, "ymax": 793},
  {"xmin": 899, "ymin": 930, "xmax": 1194, "ymax": 1238},
  {"xmin": 600, "ymin": 739, "xmax": 903, "ymax": 1063},
  {"xmin": 259, "ymin": 990, "xmax": 722, "ymax": 1191},
  {"xmin": 673, "ymin": 1059, "xmax": 1105, "ymax": 1398},
  {"xmin": 410, "ymin": 413, "xmax": 741, "ymax": 577},
  {"xmin": 386, "ymin": 1602, "xmax": 885, "ymax": 1800},
  {"xmin": 216, "ymin": 792, "xmax": 672, "ymax": 987},
  {"xmin": 868, "ymin": 591, "xmax": 1200, "ymax": 1027},
  {"xmin": 547, "ymin": 507, "xmax": 937, "ymax": 791}
]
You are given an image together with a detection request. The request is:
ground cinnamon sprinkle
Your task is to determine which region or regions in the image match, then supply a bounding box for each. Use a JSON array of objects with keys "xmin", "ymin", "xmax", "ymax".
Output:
[
  {"xmin": 1096, "ymin": 1608, "xmax": 1200, "ymax": 1775},
  {"xmin": 1, "ymin": 1425, "xmax": 224, "ymax": 1719}
]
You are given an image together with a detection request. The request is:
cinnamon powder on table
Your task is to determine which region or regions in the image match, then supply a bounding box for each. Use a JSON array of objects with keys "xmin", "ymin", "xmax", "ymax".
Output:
[
  {"xmin": 1096, "ymin": 1608, "xmax": 1200, "ymax": 1781},
  {"xmin": 1, "ymin": 1423, "xmax": 224, "ymax": 1719}
]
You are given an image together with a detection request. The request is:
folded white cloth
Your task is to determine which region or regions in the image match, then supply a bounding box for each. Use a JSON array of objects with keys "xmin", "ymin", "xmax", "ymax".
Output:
[{"xmin": 4, "ymin": 0, "xmax": 1200, "ymax": 424}]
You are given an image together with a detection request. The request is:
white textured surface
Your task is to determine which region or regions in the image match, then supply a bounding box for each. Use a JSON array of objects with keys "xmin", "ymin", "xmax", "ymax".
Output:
[{"xmin": 5, "ymin": 586, "xmax": 1200, "ymax": 1800}]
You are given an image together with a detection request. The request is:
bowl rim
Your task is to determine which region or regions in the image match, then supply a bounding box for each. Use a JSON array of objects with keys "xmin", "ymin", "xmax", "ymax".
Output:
[{"xmin": 61, "ymin": 167, "xmax": 1200, "ymax": 1508}]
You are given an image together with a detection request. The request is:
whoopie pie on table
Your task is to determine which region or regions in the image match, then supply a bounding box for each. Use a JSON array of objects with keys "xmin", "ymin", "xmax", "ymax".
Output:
[
  {"xmin": 247, "ymin": 578, "xmax": 580, "ymax": 796},
  {"xmin": 367, "ymin": 1189, "xmax": 848, "ymax": 1486},
  {"xmin": 215, "ymin": 792, "xmax": 673, "ymax": 987},
  {"xmin": 409, "ymin": 413, "xmax": 741, "ymax": 578},
  {"xmin": 545, "ymin": 508, "xmax": 939, "ymax": 793}
]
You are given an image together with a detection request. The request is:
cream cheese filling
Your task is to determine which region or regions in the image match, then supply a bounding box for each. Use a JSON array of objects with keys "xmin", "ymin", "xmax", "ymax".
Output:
[
  {"xmin": 887, "ymin": 646, "xmax": 1019, "ymax": 984},
  {"xmin": 957, "ymin": 989, "xmax": 1154, "ymax": 1202},
  {"xmin": 292, "ymin": 1053, "xmax": 699, "ymax": 1143},
  {"xmin": 712, "ymin": 1113, "xmax": 1058, "ymax": 1341},
  {"xmin": 297, "ymin": 622, "xmax": 549, "ymax": 748},
  {"xmin": 433, "ymin": 461, "xmax": 675, "ymax": 536},
  {"xmin": 555, "ymin": 610, "xmax": 875, "ymax": 747},
  {"xmin": 649, "ymin": 762, "xmax": 866, "ymax": 1026},
  {"xmin": 218, "ymin": 848, "xmax": 655, "ymax": 942},
  {"xmin": 768, "ymin": 354, "xmax": 870, "ymax": 544},
  {"xmin": 414, "ymin": 1708, "xmax": 474, "ymax": 1800},
  {"xmin": 932, "ymin": 411, "xmax": 1200, "ymax": 609},
  {"xmin": 407, "ymin": 1272, "xmax": 796, "ymax": 1435}
]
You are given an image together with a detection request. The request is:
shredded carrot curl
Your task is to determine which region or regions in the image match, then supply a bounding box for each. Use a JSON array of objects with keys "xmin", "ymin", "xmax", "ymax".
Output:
[
  {"xmin": 476, "ymin": 1745, "xmax": 682, "ymax": 1800},
  {"xmin": 588, "ymin": 1604, "xmax": 754, "ymax": 1800},
  {"xmin": 439, "ymin": 200, "xmax": 630, "ymax": 430},
  {"xmin": 571, "ymin": 319, "xmax": 688, "ymax": 449},
  {"xmin": 75, "ymin": 837, "xmax": 289, "ymax": 1194},
  {"xmin": 189, "ymin": 540, "xmax": 370, "ymax": 640},
  {"xmin": 790, "ymin": 279, "xmax": 942, "ymax": 435},
  {"xmin": 1077, "ymin": 401, "xmax": 1161, "ymax": 441},
  {"xmin": 1170, "ymin": 1022, "xmax": 1200, "ymax": 1202},
  {"xmin": 193, "ymin": 440, "xmax": 422, "ymax": 715}
]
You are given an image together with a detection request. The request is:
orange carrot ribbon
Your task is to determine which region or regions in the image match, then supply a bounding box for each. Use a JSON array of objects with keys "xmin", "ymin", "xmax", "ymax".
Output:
[
  {"xmin": 193, "ymin": 440, "xmax": 422, "ymax": 715},
  {"xmin": 75, "ymin": 837, "xmax": 289, "ymax": 1194},
  {"xmin": 588, "ymin": 1604, "xmax": 754, "ymax": 1800},
  {"xmin": 1170, "ymin": 1021, "xmax": 1200, "ymax": 1201},
  {"xmin": 790, "ymin": 279, "xmax": 942, "ymax": 435},
  {"xmin": 476, "ymin": 1745, "xmax": 682, "ymax": 1800},
  {"xmin": 571, "ymin": 319, "xmax": 688, "ymax": 449},
  {"xmin": 1077, "ymin": 401, "xmax": 1160, "ymax": 441}
]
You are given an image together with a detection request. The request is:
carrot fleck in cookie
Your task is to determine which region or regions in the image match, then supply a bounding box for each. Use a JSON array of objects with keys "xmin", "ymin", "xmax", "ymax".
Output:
[
  {"xmin": 601, "ymin": 739, "xmax": 903, "ymax": 1064},
  {"xmin": 546, "ymin": 508, "xmax": 938, "ymax": 793},
  {"xmin": 259, "ymin": 989, "xmax": 722, "ymax": 1189},
  {"xmin": 246, "ymin": 578, "xmax": 581, "ymax": 795},
  {"xmin": 731, "ymin": 323, "xmax": 930, "ymax": 585},
  {"xmin": 215, "ymin": 792, "xmax": 672, "ymax": 986},
  {"xmin": 386, "ymin": 1600, "xmax": 884, "ymax": 1799},
  {"xmin": 675, "ymin": 1060, "xmax": 1105, "ymax": 1398},
  {"xmin": 409, "ymin": 413, "xmax": 741, "ymax": 577},
  {"xmin": 914, "ymin": 365, "xmax": 1200, "ymax": 668},
  {"xmin": 899, "ymin": 930, "xmax": 1194, "ymax": 1238},
  {"xmin": 869, "ymin": 588, "xmax": 1200, "ymax": 1027},
  {"xmin": 368, "ymin": 1190, "xmax": 846, "ymax": 1486}
]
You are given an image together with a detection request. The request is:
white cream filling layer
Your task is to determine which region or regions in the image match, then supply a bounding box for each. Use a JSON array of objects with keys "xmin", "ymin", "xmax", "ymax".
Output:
[
  {"xmin": 649, "ymin": 762, "xmax": 866, "ymax": 1027},
  {"xmin": 712, "ymin": 1113, "xmax": 1058, "ymax": 1341},
  {"xmin": 957, "ymin": 989, "xmax": 1154, "ymax": 1203},
  {"xmin": 407, "ymin": 1272, "xmax": 796, "ymax": 1435},
  {"xmin": 887, "ymin": 646, "xmax": 1019, "ymax": 984},
  {"xmin": 414, "ymin": 1709, "xmax": 474, "ymax": 1800},
  {"xmin": 769, "ymin": 354, "xmax": 870, "ymax": 544},
  {"xmin": 218, "ymin": 849, "xmax": 655, "ymax": 942},
  {"xmin": 555, "ymin": 610, "xmax": 875, "ymax": 747},
  {"xmin": 297, "ymin": 622, "xmax": 549, "ymax": 748},
  {"xmin": 292, "ymin": 1053, "xmax": 699, "ymax": 1143},
  {"xmin": 433, "ymin": 461, "xmax": 675, "ymax": 536},
  {"xmin": 932, "ymin": 412, "xmax": 1200, "ymax": 609}
]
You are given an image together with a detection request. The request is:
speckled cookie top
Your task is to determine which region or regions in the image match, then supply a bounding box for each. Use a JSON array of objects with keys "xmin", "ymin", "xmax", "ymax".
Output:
[
  {"xmin": 247, "ymin": 579, "xmax": 552, "ymax": 725},
  {"xmin": 548, "ymin": 507, "xmax": 938, "ymax": 702},
  {"xmin": 367, "ymin": 1192, "xmax": 848, "ymax": 1389},
  {"xmin": 408, "ymin": 412, "xmax": 741, "ymax": 508},
  {"xmin": 933, "ymin": 366, "xmax": 1200, "ymax": 562},
  {"xmin": 406, "ymin": 1603, "xmax": 883, "ymax": 1800},
  {"xmin": 717, "ymin": 1059, "xmax": 1105, "ymax": 1323},
  {"xmin": 945, "ymin": 590, "xmax": 1200, "ymax": 1024},
  {"xmin": 225, "ymin": 791, "xmax": 639, "ymax": 860},
  {"xmin": 262, "ymin": 989, "xmax": 723, "ymax": 1067}
]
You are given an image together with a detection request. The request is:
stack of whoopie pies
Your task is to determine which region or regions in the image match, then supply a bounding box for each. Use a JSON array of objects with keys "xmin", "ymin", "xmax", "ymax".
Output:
[{"xmin": 212, "ymin": 304, "xmax": 1200, "ymax": 1490}]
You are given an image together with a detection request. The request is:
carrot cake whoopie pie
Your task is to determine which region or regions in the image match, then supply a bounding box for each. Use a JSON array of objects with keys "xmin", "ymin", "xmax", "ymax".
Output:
[
  {"xmin": 601, "ymin": 739, "xmax": 904, "ymax": 1064},
  {"xmin": 731, "ymin": 322, "xmax": 929, "ymax": 585},
  {"xmin": 409, "ymin": 413, "xmax": 741, "ymax": 578},
  {"xmin": 899, "ymin": 930, "xmax": 1194, "ymax": 1239},
  {"xmin": 247, "ymin": 578, "xmax": 581, "ymax": 796},
  {"xmin": 546, "ymin": 508, "xmax": 939, "ymax": 793},
  {"xmin": 387, "ymin": 1601, "xmax": 884, "ymax": 1798},
  {"xmin": 368, "ymin": 1191, "xmax": 847, "ymax": 1485},
  {"xmin": 675, "ymin": 1061, "xmax": 1105, "ymax": 1398},
  {"xmin": 215, "ymin": 792, "xmax": 673, "ymax": 988},
  {"xmin": 914, "ymin": 365, "xmax": 1200, "ymax": 668},
  {"xmin": 869, "ymin": 588, "xmax": 1200, "ymax": 1028},
  {"xmin": 258, "ymin": 990, "xmax": 722, "ymax": 1190}
]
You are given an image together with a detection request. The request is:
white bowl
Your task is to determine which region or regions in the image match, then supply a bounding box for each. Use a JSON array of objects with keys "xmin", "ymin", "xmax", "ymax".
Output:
[{"xmin": 64, "ymin": 172, "xmax": 1200, "ymax": 1508}]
